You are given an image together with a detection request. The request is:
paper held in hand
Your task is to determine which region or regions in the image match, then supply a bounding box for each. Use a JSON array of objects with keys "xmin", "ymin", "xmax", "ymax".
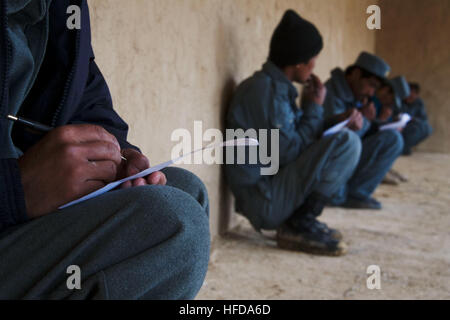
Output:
[
  {"xmin": 379, "ymin": 113, "xmax": 412, "ymax": 131},
  {"xmin": 323, "ymin": 118, "xmax": 350, "ymax": 137},
  {"xmin": 59, "ymin": 138, "xmax": 259, "ymax": 209}
]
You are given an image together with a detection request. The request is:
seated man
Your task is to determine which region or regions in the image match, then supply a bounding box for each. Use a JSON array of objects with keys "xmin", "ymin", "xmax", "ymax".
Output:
[
  {"xmin": 0, "ymin": 0, "xmax": 210, "ymax": 299},
  {"xmin": 373, "ymin": 76, "xmax": 410, "ymax": 185},
  {"xmin": 374, "ymin": 76, "xmax": 410, "ymax": 123},
  {"xmin": 401, "ymin": 83, "xmax": 433, "ymax": 155},
  {"xmin": 323, "ymin": 52, "xmax": 404, "ymax": 209},
  {"xmin": 225, "ymin": 10, "xmax": 362, "ymax": 256}
]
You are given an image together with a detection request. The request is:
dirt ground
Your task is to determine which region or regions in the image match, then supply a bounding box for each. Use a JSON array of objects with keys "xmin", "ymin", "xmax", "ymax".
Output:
[{"xmin": 197, "ymin": 153, "xmax": 450, "ymax": 300}]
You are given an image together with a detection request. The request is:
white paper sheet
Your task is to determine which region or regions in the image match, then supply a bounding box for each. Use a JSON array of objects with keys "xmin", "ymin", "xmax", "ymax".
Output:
[
  {"xmin": 59, "ymin": 138, "xmax": 259, "ymax": 209},
  {"xmin": 379, "ymin": 113, "xmax": 412, "ymax": 131},
  {"xmin": 323, "ymin": 119, "xmax": 350, "ymax": 137}
]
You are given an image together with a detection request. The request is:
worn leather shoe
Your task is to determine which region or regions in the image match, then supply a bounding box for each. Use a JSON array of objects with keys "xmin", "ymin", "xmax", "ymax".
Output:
[{"xmin": 314, "ymin": 220, "xmax": 343, "ymax": 241}]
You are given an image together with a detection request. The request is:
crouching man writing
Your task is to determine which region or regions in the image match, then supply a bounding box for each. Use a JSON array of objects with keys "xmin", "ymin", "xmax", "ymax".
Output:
[
  {"xmin": 225, "ymin": 10, "xmax": 362, "ymax": 256},
  {"xmin": 0, "ymin": 0, "xmax": 210, "ymax": 299}
]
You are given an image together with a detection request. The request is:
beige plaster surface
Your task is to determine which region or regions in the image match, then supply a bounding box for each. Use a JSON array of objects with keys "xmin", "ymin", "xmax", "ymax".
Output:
[{"xmin": 377, "ymin": 0, "xmax": 450, "ymax": 153}]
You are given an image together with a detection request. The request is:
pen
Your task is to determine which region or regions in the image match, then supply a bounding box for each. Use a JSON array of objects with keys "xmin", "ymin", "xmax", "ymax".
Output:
[
  {"xmin": 7, "ymin": 114, "xmax": 53, "ymax": 132},
  {"xmin": 7, "ymin": 114, "xmax": 127, "ymax": 161}
]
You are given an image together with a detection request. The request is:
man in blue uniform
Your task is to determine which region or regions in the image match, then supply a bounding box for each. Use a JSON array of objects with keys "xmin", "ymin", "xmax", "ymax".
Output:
[
  {"xmin": 374, "ymin": 76, "xmax": 410, "ymax": 123},
  {"xmin": 401, "ymin": 83, "xmax": 433, "ymax": 155},
  {"xmin": 323, "ymin": 52, "xmax": 404, "ymax": 209},
  {"xmin": 225, "ymin": 10, "xmax": 362, "ymax": 256},
  {"xmin": 373, "ymin": 76, "xmax": 410, "ymax": 185}
]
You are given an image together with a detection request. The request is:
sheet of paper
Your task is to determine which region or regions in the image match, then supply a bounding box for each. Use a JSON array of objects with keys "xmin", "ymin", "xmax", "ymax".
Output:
[
  {"xmin": 59, "ymin": 138, "xmax": 259, "ymax": 209},
  {"xmin": 379, "ymin": 113, "xmax": 412, "ymax": 131},
  {"xmin": 323, "ymin": 119, "xmax": 350, "ymax": 137}
]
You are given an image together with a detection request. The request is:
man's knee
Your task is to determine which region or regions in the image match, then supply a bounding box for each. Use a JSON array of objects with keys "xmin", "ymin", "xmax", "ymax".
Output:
[
  {"xmin": 125, "ymin": 186, "xmax": 210, "ymax": 298},
  {"xmin": 117, "ymin": 185, "xmax": 210, "ymax": 242},
  {"xmin": 162, "ymin": 167, "xmax": 209, "ymax": 216},
  {"xmin": 128, "ymin": 184, "xmax": 209, "ymax": 239},
  {"xmin": 377, "ymin": 130, "xmax": 404, "ymax": 156},
  {"xmin": 333, "ymin": 129, "xmax": 362, "ymax": 168}
]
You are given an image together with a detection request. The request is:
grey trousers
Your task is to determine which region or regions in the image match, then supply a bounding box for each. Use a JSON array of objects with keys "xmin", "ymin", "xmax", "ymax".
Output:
[
  {"xmin": 0, "ymin": 167, "xmax": 210, "ymax": 300},
  {"xmin": 236, "ymin": 129, "xmax": 362, "ymax": 230}
]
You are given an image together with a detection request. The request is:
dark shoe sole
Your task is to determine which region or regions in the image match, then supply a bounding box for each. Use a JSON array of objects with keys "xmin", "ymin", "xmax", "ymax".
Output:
[
  {"xmin": 341, "ymin": 198, "xmax": 382, "ymax": 210},
  {"xmin": 277, "ymin": 237, "xmax": 348, "ymax": 257},
  {"xmin": 381, "ymin": 177, "xmax": 400, "ymax": 185},
  {"xmin": 342, "ymin": 204, "xmax": 381, "ymax": 210}
]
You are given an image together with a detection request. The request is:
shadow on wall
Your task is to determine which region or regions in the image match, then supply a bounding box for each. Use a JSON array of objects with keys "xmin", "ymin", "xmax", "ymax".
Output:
[
  {"xmin": 218, "ymin": 78, "xmax": 236, "ymax": 235},
  {"xmin": 213, "ymin": 13, "xmax": 242, "ymax": 236}
]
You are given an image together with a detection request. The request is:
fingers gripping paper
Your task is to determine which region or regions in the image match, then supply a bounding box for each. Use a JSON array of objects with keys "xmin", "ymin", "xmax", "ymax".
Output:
[
  {"xmin": 323, "ymin": 119, "xmax": 350, "ymax": 137},
  {"xmin": 59, "ymin": 138, "xmax": 259, "ymax": 209},
  {"xmin": 379, "ymin": 113, "xmax": 412, "ymax": 131}
]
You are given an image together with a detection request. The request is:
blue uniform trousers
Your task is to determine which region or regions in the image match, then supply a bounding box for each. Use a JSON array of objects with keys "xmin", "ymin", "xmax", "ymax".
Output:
[
  {"xmin": 402, "ymin": 119, "xmax": 432, "ymax": 154},
  {"xmin": 235, "ymin": 130, "xmax": 361, "ymax": 230},
  {"xmin": 334, "ymin": 129, "xmax": 404, "ymax": 203}
]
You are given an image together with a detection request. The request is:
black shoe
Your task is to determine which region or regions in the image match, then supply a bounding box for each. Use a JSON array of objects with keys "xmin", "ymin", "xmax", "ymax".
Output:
[
  {"xmin": 276, "ymin": 223, "xmax": 347, "ymax": 256},
  {"xmin": 342, "ymin": 196, "xmax": 382, "ymax": 210},
  {"xmin": 293, "ymin": 213, "xmax": 343, "ymax": 242},
  {"xmin": 314, "ymin": 220, "xmax": 343, "ymax": 241},
  {"xmin": 403, "ymin": 148, "xmax": 412, "ymax": 156},
  {"xmin": 289, "ymin": 193, "xmax": 343, "ymax": 241}
]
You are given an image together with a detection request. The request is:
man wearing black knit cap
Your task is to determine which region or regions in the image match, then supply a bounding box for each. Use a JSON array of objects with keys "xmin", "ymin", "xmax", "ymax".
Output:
[{"xmin": 225, "ymin": 10, "xmax": 361, "ymax": 256}]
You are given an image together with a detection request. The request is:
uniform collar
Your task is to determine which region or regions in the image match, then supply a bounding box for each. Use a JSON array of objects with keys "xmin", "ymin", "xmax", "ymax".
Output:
[
  {"xmin": 330, "ymin": 68, "xmax": 355, "ymax": 103},
  {"xmin": 262, "ymin": 60, "xmax": 298, "ymax": 100}
]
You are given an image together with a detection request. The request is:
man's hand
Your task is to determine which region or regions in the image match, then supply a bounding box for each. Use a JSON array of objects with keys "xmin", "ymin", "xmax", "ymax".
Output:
[
  {"xmin": 18, "ymin": 124, "xmax": 122, "ymax": 218},
  {"xmin": 117, "ymin": 148, "xmax": 166, "ymax": 189},
  {"xmin": 346, "ymin": 108, "xmax": 364, "ymax": 131},
  {"xmin": 360, "ymin": 100, "xmax": 376, "ymax": 121},
  {"xmin": 302, "ymin": 74, "xmax": 327, "ymax": 106}
]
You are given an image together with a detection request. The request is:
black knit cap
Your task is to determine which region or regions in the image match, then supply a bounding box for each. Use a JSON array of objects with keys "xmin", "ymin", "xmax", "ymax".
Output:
[{"xmin": 269, "ymin": 9, "xmax": 323, "ymax": 68}]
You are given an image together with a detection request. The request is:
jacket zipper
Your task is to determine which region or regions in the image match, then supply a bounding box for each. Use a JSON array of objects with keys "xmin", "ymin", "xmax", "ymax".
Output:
[{"xmin": 51, "ymin": 28, "xmax": 81, "ymax": 127}]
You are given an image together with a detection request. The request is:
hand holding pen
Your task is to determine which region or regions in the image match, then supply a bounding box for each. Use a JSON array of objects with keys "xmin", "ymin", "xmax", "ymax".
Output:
[
  {"xmin": 7, "ymin": 116, "xmax": 166, "ymax": 218},
  {"xmin": 7, "ymin": 115, "xmax": 127, "ymax": 161}
]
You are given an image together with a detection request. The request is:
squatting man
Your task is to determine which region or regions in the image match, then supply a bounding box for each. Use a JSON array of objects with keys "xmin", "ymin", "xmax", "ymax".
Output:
[{"xmin": 0, "ymin": 0, "xmax": 210, "ymax": 299}]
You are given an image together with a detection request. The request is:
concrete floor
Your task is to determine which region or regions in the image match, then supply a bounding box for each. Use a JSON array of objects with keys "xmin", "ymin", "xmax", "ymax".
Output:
[{"xmin": 197, "ymin": 153, "xmax": 450, "ymax": 300}]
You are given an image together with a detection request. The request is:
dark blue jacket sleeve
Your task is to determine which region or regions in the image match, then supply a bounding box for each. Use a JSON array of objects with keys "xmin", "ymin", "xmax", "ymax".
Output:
[
  {"xmin": 0, "ymin": 159, "xmax": 28, "ymax": 232},
  {"xmin": 295, "ymin": 101, "xmax": 324, "ymax": 145},
  {"xmin": 70, "ymin": 58, "xmax": 140, "ymax": 152}
]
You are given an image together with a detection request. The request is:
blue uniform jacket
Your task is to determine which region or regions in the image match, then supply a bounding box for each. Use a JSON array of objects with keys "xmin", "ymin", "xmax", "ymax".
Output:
[
  {"xmin": 225, "ymin": 61, "xmax": 323, "ymax": 203},
  {"xmin": 402, "ymin": 98, "xmax": 429, "ymax": 122},
  {"xmin": 0, "ymin": 0, "xmax": 137, "ymax": 231},
  {"xmin": 323, "ymin": 68, "xmax": 371, "ymax": 137}
]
